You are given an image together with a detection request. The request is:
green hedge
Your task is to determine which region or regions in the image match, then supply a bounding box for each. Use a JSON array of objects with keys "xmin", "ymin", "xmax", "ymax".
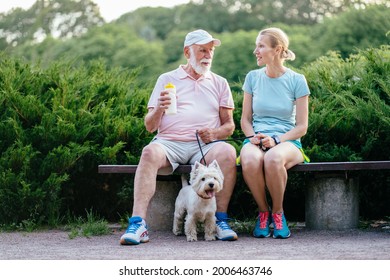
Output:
[
  {"xmin": 0, "ymin": 46, "xmax": 389, "ymax": 227},
  {"xmin": 0, "ymin": 56, "xmax": 152, "ymax": 227},
  {"xmin": 301, "ymin": 47, "xmax": 390, "ymax": 219},
  {"xmin": 303, "ymin": 47, "xmax": 390, "ymax": 161}
]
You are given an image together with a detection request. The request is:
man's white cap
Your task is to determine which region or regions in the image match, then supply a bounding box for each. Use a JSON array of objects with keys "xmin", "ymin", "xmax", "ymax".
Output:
[{"xmin": 184, "ymin": 29, "xmax": 221, "ymax": 47}]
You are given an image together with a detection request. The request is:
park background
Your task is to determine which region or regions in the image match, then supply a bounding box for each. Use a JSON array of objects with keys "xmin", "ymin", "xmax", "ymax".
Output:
[{"xmin": 0, "ymin": 0, "xmax": 389, "ymax": 231}]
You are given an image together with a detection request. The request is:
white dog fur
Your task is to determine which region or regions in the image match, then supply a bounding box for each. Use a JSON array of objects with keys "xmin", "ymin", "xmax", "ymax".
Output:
[{"xmin": 172, "ymin": 160, "xmax": 224, "ymax": 241}]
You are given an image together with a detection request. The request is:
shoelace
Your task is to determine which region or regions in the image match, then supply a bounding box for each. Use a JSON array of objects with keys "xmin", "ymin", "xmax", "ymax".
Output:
[
  {"xmin": 259, "ymin": 212, "xmax": 270, "ymax": 229},
  {"xmin": 273, "ymin": 213, "xmax": 283, "ymax": 230},
  {"xmin": 216, "ymin": 220, "xmax": 231, "ymax": 230},
  {"xmin": 126, "ymin": 222, "xmax": 141, "ymax": 234}
]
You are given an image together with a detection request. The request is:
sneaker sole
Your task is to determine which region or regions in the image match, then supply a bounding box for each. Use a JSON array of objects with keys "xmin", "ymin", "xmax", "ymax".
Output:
[
  {"xmin": 253, "ymin": 232, "xmax": 271, "ymax": 238},
  {"xmin": 216, "ymin": 235, "xmax": 238, "ymax": 241},
  {"xmin": 120, "ymin": 238, "xmax": 149, "ymax": 245},
  {"xmin": 272, "ymin": 232, "xmax": 291, "ymax": 239}
]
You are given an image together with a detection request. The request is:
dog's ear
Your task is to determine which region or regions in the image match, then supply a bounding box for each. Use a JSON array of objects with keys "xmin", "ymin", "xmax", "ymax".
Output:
[
  {"xmin": 190, "ymin": 161, "xmax": 203, "ymax": 185},
  {"xmin": 193, "ymin": 161, "xmax": 202, "ymax": 170},
  {"xmin": 209, "ymin": 160, "xmax": 224, "ymax": 182},
  {"xmin": 191, "ymin": 161, "xmax": 202, "ymax": 175}
]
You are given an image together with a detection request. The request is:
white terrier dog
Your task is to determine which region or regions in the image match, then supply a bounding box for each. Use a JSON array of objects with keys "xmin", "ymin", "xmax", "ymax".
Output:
[{"xmin": 172, "ymin": 160, "xmax": 224, "ymax": 241}]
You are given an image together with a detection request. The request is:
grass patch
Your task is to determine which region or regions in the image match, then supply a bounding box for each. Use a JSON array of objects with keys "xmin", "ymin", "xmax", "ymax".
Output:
[
  {"xmin": 66, "ymin": 209, "xmax": 111, "ymax": 239},
  {"xmin": 358, "ymin": 216, "xmax": 390, "ymax": 231},
  {"xmin": 230, "ymin": 219, "xmax": 254, "ymax": 234}
]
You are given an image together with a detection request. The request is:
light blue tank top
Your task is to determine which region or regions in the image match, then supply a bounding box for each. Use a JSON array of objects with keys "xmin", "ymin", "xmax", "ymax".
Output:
[{"xmin": 242, "ymin": 67, "xmax": 310, "ymax": 149}]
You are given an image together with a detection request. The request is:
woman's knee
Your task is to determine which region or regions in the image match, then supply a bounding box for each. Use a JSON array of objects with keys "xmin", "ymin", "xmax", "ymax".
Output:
[
  {"xmin": 240, "ymin": 145, "xmax": 263, "ymax": 168},
  {"xmin": 264, "ymin": 150, "xmax": 284, "ymax": 168}
]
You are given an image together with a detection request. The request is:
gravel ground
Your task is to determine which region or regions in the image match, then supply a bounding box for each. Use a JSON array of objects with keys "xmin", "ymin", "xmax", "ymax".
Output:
[{"xmin": 1, "ymin": 226, "xmax": 389, "ymax": 260}]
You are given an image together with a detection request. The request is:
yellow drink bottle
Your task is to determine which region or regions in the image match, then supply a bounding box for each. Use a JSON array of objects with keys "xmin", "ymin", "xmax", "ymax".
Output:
[{"xmin": 164, "ymin": 83, "xmax": 177, "ymax": 115}]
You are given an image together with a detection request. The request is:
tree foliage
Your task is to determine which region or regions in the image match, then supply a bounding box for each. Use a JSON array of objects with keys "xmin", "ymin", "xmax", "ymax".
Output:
[
  {"xmin": 0, "ymin": 0, "xmax": 103, "ymax": 47},
  {"xmin": 116, "ymin": 0, "xmax": 389, "ymax": 38},
  {"xmin": 10, "ymin": 23, "xmax": 165, "ymax": 84},
  {"xmin": 313, "ymin": 4, "xmax": 390, "ymax": 58},
  {"xmin": 1, "ymin": 1, "xmax": 388, "ymax": 86}
]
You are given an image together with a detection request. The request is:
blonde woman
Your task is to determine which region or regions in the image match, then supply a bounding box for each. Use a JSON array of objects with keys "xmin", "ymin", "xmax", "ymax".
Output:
[{"xmin": 240, "ymin": 27, "xmax": 310, "ymax": 239}]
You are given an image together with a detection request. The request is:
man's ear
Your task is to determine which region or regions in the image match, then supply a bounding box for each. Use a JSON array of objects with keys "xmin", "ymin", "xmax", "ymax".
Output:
[{"xmin": 184, "ymin": 46, "xmax": 190, "ymax": 59}]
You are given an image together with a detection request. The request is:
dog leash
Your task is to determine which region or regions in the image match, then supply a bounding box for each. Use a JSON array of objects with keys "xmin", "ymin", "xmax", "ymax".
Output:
[{"xmin": 195, "ymin": 131, "xmax": 254, "ymax": 166}]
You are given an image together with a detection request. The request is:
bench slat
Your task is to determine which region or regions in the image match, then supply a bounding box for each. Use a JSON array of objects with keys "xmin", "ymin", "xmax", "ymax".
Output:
[
  {"xmin": 98, "ymin": 161, "xmax": 390, "ymax": 174},
  {"xmin": 289, "ymin": 161, "xmax": 390, "ymax": 171}
]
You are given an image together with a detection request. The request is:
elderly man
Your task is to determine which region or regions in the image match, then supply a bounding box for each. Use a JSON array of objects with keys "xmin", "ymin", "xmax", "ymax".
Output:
[{"xmin": 120, "ymin": 29, "xmax": 237, "ymax": 245}]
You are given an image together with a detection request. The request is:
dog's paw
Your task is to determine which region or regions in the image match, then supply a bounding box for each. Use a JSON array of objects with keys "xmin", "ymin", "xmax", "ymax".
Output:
[
  {"xmin": 186, "ymin": 235, "xmax": 198, "ymax": 242},
  {"xmin": 204, "ymin": 234, "xmax": 216, "ymax": 241}
]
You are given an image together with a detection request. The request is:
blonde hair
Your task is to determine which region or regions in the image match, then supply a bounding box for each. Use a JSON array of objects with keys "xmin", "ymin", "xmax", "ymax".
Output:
[{"xmin": 259, "ymin": 27, "xmax": 296, "ymax": 61}]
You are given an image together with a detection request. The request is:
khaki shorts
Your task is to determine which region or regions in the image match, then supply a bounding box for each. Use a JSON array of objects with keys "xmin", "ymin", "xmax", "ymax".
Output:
[{"xmin": 150, "ymin": 137, "xmax": 220, "ymax": 175}]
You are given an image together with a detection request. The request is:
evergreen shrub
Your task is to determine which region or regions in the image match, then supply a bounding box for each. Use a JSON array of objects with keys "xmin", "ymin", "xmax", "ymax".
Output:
[
  {"xmin": 0, "ymin": 55, "xmax": 153, "ymax": 227},
  {"xmin": 300, "ymin": 46, "xmax": 390, "ymax": 219}
]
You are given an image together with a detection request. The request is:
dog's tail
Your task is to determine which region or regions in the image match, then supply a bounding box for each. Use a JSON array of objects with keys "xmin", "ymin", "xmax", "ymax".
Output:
[{"xmin": 181, "ymin": 174, "xmax": 190, "ymax": 188}]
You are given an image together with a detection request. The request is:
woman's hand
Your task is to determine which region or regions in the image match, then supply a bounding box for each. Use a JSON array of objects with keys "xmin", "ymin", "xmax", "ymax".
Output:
[
  {"xmin": 250, "ymin": 133, "xmax": 262, "ymax": 146},
  {"xmin": 252, "ymin": 133, "xmax": 277, "ymax": 150}
]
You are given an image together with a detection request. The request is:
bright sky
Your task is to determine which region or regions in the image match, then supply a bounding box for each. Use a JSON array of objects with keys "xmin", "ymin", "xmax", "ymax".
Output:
[{"xmin": 0, "ymin": 0, "xmax": 191, "ymax": 21}]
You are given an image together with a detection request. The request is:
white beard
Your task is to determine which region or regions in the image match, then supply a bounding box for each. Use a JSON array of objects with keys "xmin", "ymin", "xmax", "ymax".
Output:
[{"xmin": 189, "ymin": 48, "xmax": 212, "ymax": 75}]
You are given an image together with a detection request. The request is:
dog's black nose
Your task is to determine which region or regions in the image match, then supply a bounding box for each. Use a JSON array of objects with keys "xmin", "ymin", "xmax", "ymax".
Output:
[{"xmin": 209, "ymin": 183, "xmax": 214, "ymax": 188}]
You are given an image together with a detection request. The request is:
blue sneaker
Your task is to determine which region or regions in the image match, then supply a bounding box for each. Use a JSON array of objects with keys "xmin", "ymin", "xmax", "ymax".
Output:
[
  {"xmin": 215, "ymin": 212, "xmax": 238, "ymax": 241},
  {"xmin": 253, "ymin": 211, "xmax": 271, "ymax": 238},
  {"xmin": 120, "ymin": 216, "xmax": 149, "ymax": 245},
  {"xmin": 272, "ymin": 212, "xmax": 291, "ymax": 239}
]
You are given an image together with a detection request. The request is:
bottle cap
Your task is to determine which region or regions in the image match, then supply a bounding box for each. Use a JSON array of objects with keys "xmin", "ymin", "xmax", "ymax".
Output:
[{"xmin": 164, "ymin": 83, "xmax": 175, "ymax": 89}]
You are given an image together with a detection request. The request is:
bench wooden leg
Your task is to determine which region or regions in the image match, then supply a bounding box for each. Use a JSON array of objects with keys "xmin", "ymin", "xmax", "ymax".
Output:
[
  {"xmin": 146, "ymin": 179, "xmax": 182, "ymax": 231},
  {"xmin": 305, "ymin": 175, "xmax": 359, "ymax": 230}
]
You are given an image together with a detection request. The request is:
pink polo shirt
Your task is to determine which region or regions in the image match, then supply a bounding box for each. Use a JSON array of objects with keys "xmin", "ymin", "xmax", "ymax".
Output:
[{"xmin": 147, "ymin": 66, "xmax": 235, "ymax": 141}]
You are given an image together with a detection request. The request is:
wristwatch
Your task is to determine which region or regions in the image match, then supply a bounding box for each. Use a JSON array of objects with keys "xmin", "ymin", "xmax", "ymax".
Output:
[{"xmin": 272, "ymin": 135, "xmax": 281, "ymax": 145}]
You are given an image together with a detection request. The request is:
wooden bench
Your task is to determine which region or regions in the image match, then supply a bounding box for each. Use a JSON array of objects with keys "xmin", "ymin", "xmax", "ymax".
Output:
[{"xmin": 99, "ymin": 161, "xmax": 390, "ymax": 231}]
